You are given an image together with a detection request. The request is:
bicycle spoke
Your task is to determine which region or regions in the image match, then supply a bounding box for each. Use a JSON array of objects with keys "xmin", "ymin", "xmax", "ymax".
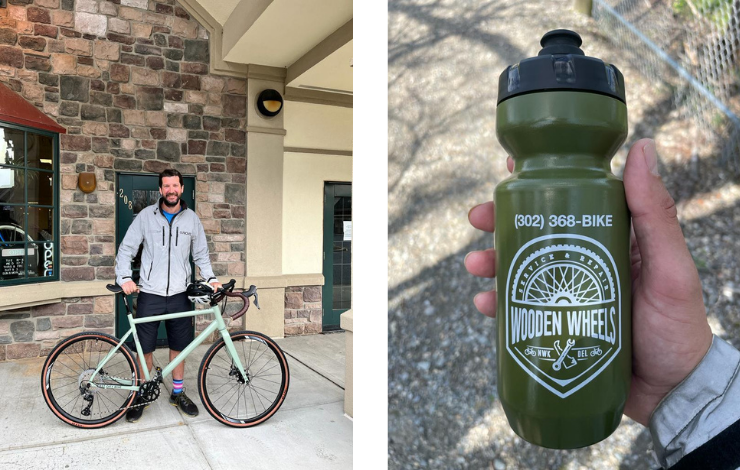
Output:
[
  {"xmin": 211, "ymin": 383, "xmax": 241, "ymax": 403},
  {"xmin": 60, "ymin": 390, "xmax": 82, "ymax": 411},
  {"xmin": 239, "ymin": 386, "xmax": 253, "ymax": 418},
  {"xmin": 207, "ymin": 362, "xmax": 232, "ymax": 373},
  {"xmin": 249, "ymin": 384, "xmax": 275, "ymax": 405},
  {"xmin": 54, "ymin": 387, "xmax": 83, "ymax": 402},
  {"xmin": 221, "ymin": 384, "xmax": 244, "ymax": 413},
  {"xmin": 253, "ymin": 378, "xmax": 282, "ymax": 386},
  {"xmin": 53, "ymin": 359, "xmax": 86, "ymax": 376},
  {"xmin": 249, "ymin": 383, "xmax": 278, "ymax": 395},
  {"xmin": 251, "ymin": 356, "xmax": 277, "ymax": 377},
  {"xmin": 61, "ymin": 349, "xmax": 86, "ymax": 372},
  {"xmin": 250, "ymin": 382, "xmax": 267, "ymax": 412},
  {"xmin": 216, "ymin": 353, "xmax": 233, "ymax": 368},
  {"xmin": 227, "ymin": 387, "xmax": 242, "ymax": 416},
  {"xmin": 252, "ymin": 361, "xmax": 280, "ymax": 377},
  {"xmin": 247, "ymin": 339, "xmax": 253, "ymax": 369},
  {"xmin": 247, "ymin": 384, "xmax": 265, "ymax": 414},
  {"xmin": 248, "ymin": 344, "xmax": 271, "ymax": 371},
  {"xmin": 50, "ymin": 372, "xmax": 79, "ymax": 381},
  {"xmin": 205, "ymin": 378, "xmax": 235, "ymax": 395},
  {"xmin": 96, "ymin": 390, "xmax": 123, "ymax": 413}
]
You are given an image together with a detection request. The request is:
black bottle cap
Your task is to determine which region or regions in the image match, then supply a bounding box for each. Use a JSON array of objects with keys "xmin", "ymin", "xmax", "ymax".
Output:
[{"xmin": 497, "ymin": 29, "xmax": 626, "ymax": 105}]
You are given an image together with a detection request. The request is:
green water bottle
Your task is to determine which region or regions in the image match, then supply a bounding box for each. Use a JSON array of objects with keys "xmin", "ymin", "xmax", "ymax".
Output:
[{"xmin": 494, "ymin": 29, "xmax": 632, "ymax": 449}]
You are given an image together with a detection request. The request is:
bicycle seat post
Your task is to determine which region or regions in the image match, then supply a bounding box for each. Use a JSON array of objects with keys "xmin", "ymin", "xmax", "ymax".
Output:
[{"xmin": 121, "ymin": 293, "xmax": 133, "ymax": 316}]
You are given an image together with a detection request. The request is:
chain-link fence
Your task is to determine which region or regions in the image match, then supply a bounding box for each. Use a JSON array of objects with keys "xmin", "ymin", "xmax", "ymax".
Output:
[{"xmin": 593, "ymin": 0, "xmax": 740, "ymax": 172}]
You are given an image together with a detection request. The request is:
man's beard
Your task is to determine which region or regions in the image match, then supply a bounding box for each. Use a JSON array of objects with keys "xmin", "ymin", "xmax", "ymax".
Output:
[{"xmin": 163, "ymin": 193, "xmax": 180, "ymax": 207}]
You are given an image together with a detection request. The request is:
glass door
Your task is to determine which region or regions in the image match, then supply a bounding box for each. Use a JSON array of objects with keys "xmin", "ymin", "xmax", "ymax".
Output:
[{"xmin": 322, "ymin": 182, "xmax": 351, "ymax": 330}]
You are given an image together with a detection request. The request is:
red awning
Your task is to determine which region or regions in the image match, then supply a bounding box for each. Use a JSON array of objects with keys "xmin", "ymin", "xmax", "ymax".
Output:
[{"xmin": 0, "ymin": 81, "xmax": 66, "ymax": 134}]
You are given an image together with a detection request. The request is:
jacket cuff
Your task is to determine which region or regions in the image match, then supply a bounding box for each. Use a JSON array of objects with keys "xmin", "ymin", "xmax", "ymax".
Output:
[
  {"xmin": 116, "ymin": 275, "xmax": 132, "ymax": 286},
  {"xmin": 649, "ymin": 335, "xmax": 740, "ymax": 468}
]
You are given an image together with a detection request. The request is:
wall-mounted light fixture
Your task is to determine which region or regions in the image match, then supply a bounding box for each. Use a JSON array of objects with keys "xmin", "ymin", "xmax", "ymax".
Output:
[
  {"xmin": 256, "ymin": 89, "xmax": 284, "ymax": 117},
  {"xmin": 78, "ymin": 172, "xmax": 96, "ymax": 193}
]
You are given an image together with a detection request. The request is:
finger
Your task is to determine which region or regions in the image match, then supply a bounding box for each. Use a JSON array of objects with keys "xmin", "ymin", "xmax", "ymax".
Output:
[
  {"xmin": 507, "ymin": 156, "xmax": 514, "ymax": 173},
  {"xmin": 629, "ymin": 224, "xmax": 642, "ymax": 281},
  {"xmin": 623, "ymin": 139, "xmax": 698, "ymax": 293},
  {"xmin": 474, "ymin": 290, "xmax": 497, "ymax": 318},
  {"xmin": 464, "ymin": 249, "xmax": 496, "ymax": 278},
  {"xmin": 468, "ymin": 201, "xmax": 495, "ymax": 232}
]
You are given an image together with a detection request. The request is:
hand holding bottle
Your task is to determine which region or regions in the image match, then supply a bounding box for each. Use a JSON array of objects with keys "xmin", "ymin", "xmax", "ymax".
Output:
[{"xmin": 465, "ymin": 139, "xmax": 713, "ymax": 426}]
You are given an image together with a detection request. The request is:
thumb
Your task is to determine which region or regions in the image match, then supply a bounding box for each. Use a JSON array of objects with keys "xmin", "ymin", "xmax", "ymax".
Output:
[{"xmin": 623, "ymin": 139, "xmax": 696, "ymax": 288}]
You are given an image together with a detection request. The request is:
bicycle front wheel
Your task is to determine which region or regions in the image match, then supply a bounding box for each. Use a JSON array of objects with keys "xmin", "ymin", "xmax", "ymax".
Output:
[
  {"xmin": 198, "ymin": 330, "xmax": 290, "ymax": 427},
  {"xmin": 41, "ymin": 332, "xmax": 141, "ymax": 428}
]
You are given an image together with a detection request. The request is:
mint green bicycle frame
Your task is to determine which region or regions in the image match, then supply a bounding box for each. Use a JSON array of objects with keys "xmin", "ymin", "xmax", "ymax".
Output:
[{"xmin": 88, "ymin": 304, "xmax": 248, "ymax": 391}]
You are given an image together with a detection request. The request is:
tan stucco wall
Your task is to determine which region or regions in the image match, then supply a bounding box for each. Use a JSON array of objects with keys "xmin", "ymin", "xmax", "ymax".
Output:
[
  {"xmin": 283, "ymin": 152, "xmax": 352, "ymax": 274},
  {"xmin": 284, "ymin": 101, "xmax": 353, "ymax": 151}
]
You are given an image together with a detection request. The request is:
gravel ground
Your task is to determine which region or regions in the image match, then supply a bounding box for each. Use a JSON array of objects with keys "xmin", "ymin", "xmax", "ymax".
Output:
[{"xmin": 388, "ymin": 0, "xmax": 740, "ymax": 468}]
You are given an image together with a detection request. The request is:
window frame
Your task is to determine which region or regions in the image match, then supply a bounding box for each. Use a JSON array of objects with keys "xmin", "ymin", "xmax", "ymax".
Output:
[{"xmin": 0, "ymin": 120, "xmax": 60, "ymax": 287}]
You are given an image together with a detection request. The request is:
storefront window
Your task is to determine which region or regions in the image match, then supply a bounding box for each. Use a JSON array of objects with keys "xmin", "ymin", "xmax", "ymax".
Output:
[{"xmin": 0, "ymin": 123, "xmax": 58, "ymax": 285}]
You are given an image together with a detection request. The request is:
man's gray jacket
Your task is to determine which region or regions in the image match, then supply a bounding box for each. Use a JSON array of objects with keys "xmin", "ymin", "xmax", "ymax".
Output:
[
  {"xmin": 650, "ymin": 334, "xmax": 740, "ymax": 469},
  {"xmin": 115, "ymin": 199, "xmax": 217, "ymax": 296}
]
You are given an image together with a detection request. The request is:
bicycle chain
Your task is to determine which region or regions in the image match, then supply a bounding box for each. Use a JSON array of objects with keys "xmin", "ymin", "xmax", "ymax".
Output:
[{"xmin": 87, "ymin": 370, "xmax": 164, "ymax": 413}]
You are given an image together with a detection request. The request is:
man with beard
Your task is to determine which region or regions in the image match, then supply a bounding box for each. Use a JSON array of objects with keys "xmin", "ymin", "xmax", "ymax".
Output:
[{"xmin": 114, "ymin": 168, "xmax": 222, "ymax": 422}]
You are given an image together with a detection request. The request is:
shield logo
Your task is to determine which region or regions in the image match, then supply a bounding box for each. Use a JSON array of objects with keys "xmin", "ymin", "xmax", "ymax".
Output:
[{"xmin": 505, "ymin": 234, "xmax": 621, "ymax": 398}]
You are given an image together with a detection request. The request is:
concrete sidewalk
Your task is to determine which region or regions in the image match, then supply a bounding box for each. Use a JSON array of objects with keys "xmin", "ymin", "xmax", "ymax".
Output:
[{"xmin": 0, "ymin": 331, "xmax": 351, "ymax": 469}]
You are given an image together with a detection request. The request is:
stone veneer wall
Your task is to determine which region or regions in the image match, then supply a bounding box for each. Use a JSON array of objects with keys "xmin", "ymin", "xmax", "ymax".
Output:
[
  {"xmin": 284, "ymin": 286, "xmax": 322, "ymax": 335},
  {"xmin": 0, "ymin": 0, "xmax": 248, "ymax": 360}
]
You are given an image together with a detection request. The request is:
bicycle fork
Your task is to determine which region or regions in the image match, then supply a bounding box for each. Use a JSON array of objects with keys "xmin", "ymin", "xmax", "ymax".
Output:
[{"xmin": 219, "ymin": 330, "xmax": 250, "ymax": 385}]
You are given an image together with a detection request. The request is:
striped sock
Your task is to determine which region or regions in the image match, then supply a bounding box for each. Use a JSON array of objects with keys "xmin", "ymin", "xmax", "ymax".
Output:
[{"xmin": 173, "ymin": 379, "xmax": 183, "ymax": 395}]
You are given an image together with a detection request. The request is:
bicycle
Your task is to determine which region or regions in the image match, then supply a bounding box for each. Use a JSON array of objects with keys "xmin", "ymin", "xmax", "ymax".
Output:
[{"xmin": 40, "ymin": 279, "xmax": 290, "ymax": 429}]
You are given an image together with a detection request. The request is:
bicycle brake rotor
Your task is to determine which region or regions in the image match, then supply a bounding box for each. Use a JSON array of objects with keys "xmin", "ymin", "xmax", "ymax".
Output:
[{"xmin": 78, "ymin": 368, "xmax": 98, "ymax": 394}]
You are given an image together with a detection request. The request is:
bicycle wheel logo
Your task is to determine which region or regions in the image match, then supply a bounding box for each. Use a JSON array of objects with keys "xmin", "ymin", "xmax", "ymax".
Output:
[{"xmin": 505, "ymin": 234, "xmax": 621, "ymax": 398}]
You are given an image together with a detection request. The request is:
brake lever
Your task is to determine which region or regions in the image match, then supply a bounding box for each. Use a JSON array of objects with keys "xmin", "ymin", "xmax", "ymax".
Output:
[{"xmin": 253, "ymin": 292, "xmax": 260, "ymax": 310}]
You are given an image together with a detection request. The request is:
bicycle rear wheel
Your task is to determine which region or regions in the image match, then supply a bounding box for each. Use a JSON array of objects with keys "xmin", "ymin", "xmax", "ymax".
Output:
[
  {"xmin": 198, "ymin": 330, "xmax": 290, "ymax": 427},
  {"xmin": 41, "ymin": 332, "xmax": 141, "ymax": 428}
]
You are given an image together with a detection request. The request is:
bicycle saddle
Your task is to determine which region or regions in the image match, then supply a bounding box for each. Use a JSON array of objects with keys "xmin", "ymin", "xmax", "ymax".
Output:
[{"xmin": 106, "ymin": 284, "xmax": 123, "ymax": 293}]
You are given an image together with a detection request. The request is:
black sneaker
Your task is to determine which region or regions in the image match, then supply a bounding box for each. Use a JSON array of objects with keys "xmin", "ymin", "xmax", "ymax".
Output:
[
  {"xmin": 126, "ymin": 396, "xmax": 148, "ymax": 423},
  {"xmin": 169, "ymin": 389, "xmax": 199, "ymax": 417}
]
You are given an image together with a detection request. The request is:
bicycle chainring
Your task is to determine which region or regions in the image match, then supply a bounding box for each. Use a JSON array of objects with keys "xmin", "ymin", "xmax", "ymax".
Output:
[{"xmin": 139, "ymin": 380, "xmax": 161, "ymax": 404}]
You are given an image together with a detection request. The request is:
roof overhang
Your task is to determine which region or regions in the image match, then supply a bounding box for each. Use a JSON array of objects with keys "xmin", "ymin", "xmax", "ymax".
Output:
[
  {"xmin": 179, "ymin": 0, "xmax": 352, "ymax": 100},
  {"xmin": 0, "ymin": 82, "xmax": 66, "ymax": 134}
]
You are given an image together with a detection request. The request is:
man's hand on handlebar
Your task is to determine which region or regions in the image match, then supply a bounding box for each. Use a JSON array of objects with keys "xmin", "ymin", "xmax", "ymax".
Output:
[
  {"xmin": 121, "ymin": 280, "xmax": 139, "ymax": 295},
  {"xmin": 209, "ymin": 281, "xmax": 223, "ymax": 291}
]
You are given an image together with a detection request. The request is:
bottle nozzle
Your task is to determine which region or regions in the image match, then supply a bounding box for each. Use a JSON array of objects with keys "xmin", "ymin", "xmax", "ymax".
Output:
[{"xmin": 538, "ymin": 29, "xmax": 584, "ymax": 56}]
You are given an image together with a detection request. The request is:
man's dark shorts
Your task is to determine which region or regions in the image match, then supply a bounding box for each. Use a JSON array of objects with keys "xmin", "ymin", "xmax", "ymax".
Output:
[{"xmin": 135, "ymin": 291, "xmax": 192, "ymax": 354}]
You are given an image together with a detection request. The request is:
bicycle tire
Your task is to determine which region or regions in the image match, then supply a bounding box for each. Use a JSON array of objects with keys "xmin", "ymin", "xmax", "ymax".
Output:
[
  {"xmin": 198, "ymin": 330, "xmax": 290, "ymax": 428},
  {"xmin": 41, "ymin": 331, "xmax": 141, "ymax": 428}
]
